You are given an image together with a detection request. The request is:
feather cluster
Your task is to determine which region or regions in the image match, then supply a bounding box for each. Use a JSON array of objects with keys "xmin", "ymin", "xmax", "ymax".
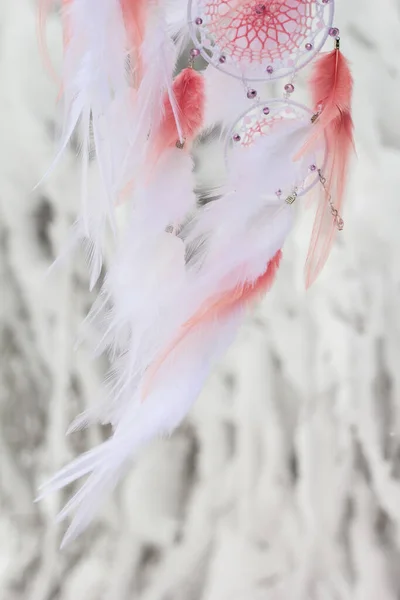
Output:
[{"xmin": 37, "ymin": 115, "xmax": 293, "ymax": 545}]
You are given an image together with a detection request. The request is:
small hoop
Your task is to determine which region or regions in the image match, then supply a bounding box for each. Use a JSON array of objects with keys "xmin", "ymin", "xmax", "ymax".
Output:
[{"xmin": 225, "ymin": 98, "xmax": 327, "ymax": 200}]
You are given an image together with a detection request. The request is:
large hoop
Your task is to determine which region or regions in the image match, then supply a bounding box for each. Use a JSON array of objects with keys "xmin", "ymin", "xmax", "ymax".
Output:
[{"xmin": 188, "ymin": 0, "xmax": 334, "ymax": 82}]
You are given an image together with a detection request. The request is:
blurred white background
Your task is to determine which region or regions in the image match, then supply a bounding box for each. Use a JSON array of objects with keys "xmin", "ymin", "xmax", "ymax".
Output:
[{"xmin": 2, "ymin": 0, "xmax": 400, "ymax": 598}]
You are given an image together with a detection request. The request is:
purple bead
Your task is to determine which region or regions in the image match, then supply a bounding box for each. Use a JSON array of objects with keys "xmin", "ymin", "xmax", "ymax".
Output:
[
  {"xmin": 190, "ymin": 48, "xmax": 200, "ymax": 58},
  {"xmin": 329, "ymin": 27, "xmax": 340, "ymax": 38},
  {"xmin": 195, "ymin": 17, "xmax": 203, "ymax": 25},
  {"xmin": 276, "ymin": 189, "xmax": 282, "ymax": 197},
  {"xmin": 247, "ymin": 89, "xmax": 257, "ymax": 99},
  {"xmin": 321, "ymin": 0, "xmax": 331, "ymax": 4},
  {"xmin": 305, "ymin": 42, "xmax": 313, "ymax": 51},
  {"xmin": 233, "ymin": 134, "xmax": 241, "ymax": 142},
  {"xmin": 284, "ymin": 83, "xmax": 295, "ymax": 94},
  {"xmin": 309, "ymin": 164, "xmax": 317, "ymax": 172},
  {"xmin": 219, "ymin": 55, "xmax": 226, "ymax": 64},
  {"xmin": 254, "ymin": 3, "xmax": 266, "ymax": 14},
  {"xmin": 266, "ymin": 65, "xmax": 274, "ymax": 75},
  {"xmin": 263, "ymin": 106, "xmax": 270, "ymax": 115}
]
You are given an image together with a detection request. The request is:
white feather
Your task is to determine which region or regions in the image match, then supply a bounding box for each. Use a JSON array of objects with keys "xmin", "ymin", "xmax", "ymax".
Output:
[
  {"xmin": 53, "ymin": 0, "xmax": 129, "ymax": 191},
  {"xmin": 37, "ymin": 0, "xmax": 132, "ymax": 286}
]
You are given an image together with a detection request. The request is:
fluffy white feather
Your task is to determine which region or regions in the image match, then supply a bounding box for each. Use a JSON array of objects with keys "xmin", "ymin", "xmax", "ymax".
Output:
[
  {"xmin": 53, "ymin": 0, "xmax": 129, "ymax": 193},
  {"xmin": 38, "ymin": 0, "xmax": 132, "ymax": 286}
]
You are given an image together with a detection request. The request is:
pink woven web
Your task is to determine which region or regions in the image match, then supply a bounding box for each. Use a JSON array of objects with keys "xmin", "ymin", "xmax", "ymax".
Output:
[
  {"xmin": 204, "ymin": 0, "xmax": 315, "ymax": 64},
  {"xmin": 241, "ymin": 114, "xmax": 284, "ymax": 146}
]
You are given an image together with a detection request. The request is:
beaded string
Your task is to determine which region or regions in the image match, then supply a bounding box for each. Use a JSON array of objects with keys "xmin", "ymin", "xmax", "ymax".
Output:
[{"xmin": 318, "ymin": 169, "xmax": 344, "ymax": 231}]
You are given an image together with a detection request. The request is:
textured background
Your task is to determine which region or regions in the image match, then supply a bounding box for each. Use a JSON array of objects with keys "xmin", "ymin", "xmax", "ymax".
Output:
[{"xmin": 2, "ymin": 0, "xmax": 400, "ymax": 598}]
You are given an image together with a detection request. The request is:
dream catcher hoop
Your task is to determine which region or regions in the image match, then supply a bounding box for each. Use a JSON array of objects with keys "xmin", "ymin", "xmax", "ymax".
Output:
[
  {"xmin": 188, "ymin": 0, "xmax": 334, "ymax": 81},
  {"xmin": 225, "ymin": 98, "xmax": 326, "ymax": 202}
]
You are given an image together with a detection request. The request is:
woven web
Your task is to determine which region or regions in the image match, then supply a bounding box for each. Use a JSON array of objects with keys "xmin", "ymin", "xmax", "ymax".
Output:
[
  {"xmin": 241, "ymin": 114, "xmax": 284, "ymax": 146},
  {"xmin": 204, "ymin": 0, "xmax": 315, "ymax": 64}
]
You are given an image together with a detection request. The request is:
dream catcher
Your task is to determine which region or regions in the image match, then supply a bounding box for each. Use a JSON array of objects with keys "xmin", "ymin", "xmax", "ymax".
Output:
[{"xmin": 37, "ymin": 0, "xmax": 354, "ymax": 544}]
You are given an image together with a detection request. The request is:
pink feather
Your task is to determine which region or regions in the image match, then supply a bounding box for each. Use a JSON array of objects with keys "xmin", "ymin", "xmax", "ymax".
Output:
[
  {"xmin": 121, "ymin": 0, "xmax": 147, "ymax": 86},
  {"xmin": 295, "ymin": 47, "xmax": 355, "ymax": 288},
  {"xmin": 152, "ymin": 67, "xmax": 205, "ymax": 159},
  {"xmin": 142, "ymin": 250, "xmax": 282, "ymax": 398}
]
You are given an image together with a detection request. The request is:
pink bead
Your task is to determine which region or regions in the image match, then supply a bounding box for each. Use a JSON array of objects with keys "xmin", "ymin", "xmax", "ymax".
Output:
[
  {"xmin": 254, "ymin": 4, "xmax": 266, "ymax": 14},
  {"xmin": 276, "ymin": 189, "xmax": 282, "ymax": 197},
  {"xmin": 266, "ymin": 65, "xmax": 274, "ymax": 74},
  {"xmin": 309, "ymin": 164, "xmax": 317, "ymax": 172},
  {"xmin": 219, "ymin": 55, "xmax": 226, "ymax": 64},
  {"xmin": 263, "ymin": 107, "xmax": 270, "ymax": 115},
  {"xmin": 233, "ymin": 134, "xmax": 241, "ymax": 142},
  {"xmin": 284, "ymin": 83, "xmax": 295, "ymax": 94},
  {"xmin": 190, "ymin": 48, "xmax": 200, "ymax": 58},
  {"xmin": 305, "ymin": 42, "xmax": 313, "ymax": 51},
  {"xmin": 195, "ymin": 17, "xmax": 203, "ymax": 25},
  {"xmin": 247, "ymin": 89, "xmax": 257, "ymax": 99},
  {"xmin": 329, "ymin": 27, "xmax": 340, "ymax": 37}
]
